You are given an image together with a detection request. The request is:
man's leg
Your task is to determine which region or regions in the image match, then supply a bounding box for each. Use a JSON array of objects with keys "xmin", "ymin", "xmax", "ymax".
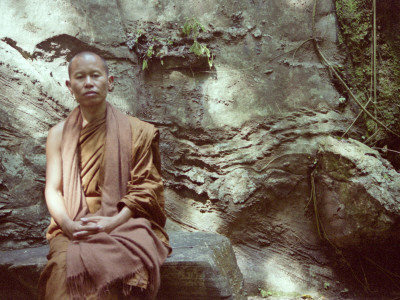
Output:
[
  {"xmin": 38, "ymin": 234, "xmax": 70, "ymax": 300},
  {"xmin": 102, "ymin": 282, "xmax": 147, "ymax": 300},
  {"xmin": 38, "ymin": 235, "xmax": 149, "ymax": 300}
]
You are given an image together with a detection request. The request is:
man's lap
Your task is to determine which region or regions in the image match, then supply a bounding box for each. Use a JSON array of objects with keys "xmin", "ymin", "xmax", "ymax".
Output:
[{"xmin": 38, "ymin": 234, "xmax": 147, "ymax": 300}]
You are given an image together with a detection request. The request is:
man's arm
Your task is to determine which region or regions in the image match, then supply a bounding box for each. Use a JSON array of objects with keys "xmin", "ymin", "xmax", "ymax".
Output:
[
  {"xmin": 116, "ymin": 124, "xmax": 166, "ymax": 227},
  {"xmin": 45, "ymin": 122, "xmax": 100, "ymax": 239}
]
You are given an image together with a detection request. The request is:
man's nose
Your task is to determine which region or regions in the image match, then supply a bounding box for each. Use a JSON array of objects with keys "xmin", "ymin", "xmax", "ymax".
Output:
[{"xmin": 84, "ymin": 76, "xmax": 94, "ymax": 86}]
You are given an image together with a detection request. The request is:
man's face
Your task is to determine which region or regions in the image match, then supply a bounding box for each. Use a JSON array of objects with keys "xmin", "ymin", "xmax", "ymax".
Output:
[{"xmin": 66, "ymin": 53, "xmax": 113, "ymax": 107}]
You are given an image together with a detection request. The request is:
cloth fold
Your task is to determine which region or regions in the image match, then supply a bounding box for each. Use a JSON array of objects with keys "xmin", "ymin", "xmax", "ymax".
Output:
[
  {"xmin": 78, "ymin": 115, "xmax": 106, "ymax": 213},
  {"xmin": 60, "ymin": 103, "xmax": 169, "ymax": 299}
]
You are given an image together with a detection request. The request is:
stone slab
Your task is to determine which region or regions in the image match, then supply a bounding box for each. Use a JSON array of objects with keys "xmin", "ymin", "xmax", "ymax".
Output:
[{"xmin": 0, "ymin": 232, "xmax": 246, "ymax": 300}]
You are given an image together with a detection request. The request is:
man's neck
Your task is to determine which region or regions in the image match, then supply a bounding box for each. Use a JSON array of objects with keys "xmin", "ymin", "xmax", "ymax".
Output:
[{"xmin": 80, "ymin": 102, "xmax": 106, "ymax": 127}]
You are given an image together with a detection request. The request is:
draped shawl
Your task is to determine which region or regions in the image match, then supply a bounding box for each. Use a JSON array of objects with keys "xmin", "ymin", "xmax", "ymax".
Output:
[{"xmin": 61, "ymin": 103, "xmax": 169, "ymax": 299}]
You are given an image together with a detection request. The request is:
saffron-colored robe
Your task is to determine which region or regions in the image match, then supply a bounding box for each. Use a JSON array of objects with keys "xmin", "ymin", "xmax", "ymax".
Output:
[{"xmin": 39, "ymin": 104, "xmax": 170, "ymax": 300}]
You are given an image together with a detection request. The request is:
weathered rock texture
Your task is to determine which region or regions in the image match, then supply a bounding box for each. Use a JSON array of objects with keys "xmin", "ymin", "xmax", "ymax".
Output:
[
  {"xmin": 315, "ymin": 136, "xmax": 400, "ymax": 249},
  {"xmin": 158, "ymin": 232, "xmax": 245, "ymax": 300},
  {"xmin": 0, "ymin": 0, "xmax": 373, "ymax": 297},
  {"xmin": 0, "ymin": 232, "xmax": 246, "ymax": 300}
]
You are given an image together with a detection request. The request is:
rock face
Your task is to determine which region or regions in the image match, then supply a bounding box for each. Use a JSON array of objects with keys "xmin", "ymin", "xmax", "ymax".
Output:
[
  {"xmin": 314, "ymin": 136, "xmax": 400, "ymax": 249},
  {"xmin": 0, "ymin": 0, "xmax": 367, "ymax": 297}
]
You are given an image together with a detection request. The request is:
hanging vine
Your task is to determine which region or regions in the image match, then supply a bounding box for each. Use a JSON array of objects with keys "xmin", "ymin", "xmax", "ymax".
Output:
[{"xmin": 335, "ymin": 0, "xmax": 400, "ymax": 143}]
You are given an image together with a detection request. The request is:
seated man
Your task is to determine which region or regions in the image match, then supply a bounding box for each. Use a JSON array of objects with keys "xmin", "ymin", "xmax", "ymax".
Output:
[{"xmin": 38, "ymin": 51, "xmax": 171, "ymax": 300}]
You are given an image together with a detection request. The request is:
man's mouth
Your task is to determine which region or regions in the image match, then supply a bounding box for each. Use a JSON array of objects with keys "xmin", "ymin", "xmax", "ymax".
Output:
[{"xmin": 84, "ymin": 91, "xmax": 98, "ymax": 96}]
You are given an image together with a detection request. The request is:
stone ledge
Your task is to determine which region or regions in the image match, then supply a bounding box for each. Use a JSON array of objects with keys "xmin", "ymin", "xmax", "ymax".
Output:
[{"xmin": 0, "ymin": 232, "xmax": 246, "ymax": 300}]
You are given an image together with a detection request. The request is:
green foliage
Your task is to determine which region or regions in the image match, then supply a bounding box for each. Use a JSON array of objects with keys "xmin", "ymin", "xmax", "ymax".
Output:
[
  {"xmin": 142, "ymin": 46, "xmax": 154, "ymax": 70},
  {"xmin": 336, "ymin": 0, "xmax": 372, "ymax": 91},
  {"xmin": 142, "ymin": 59, "xmax": 148, "ymax": 70},
  {"xmin": 138, "ymin": 35, "xmax": 165, "ymax": 70},
  {"xmin": 182, "ymin": 18, "xmax": 214, "ymax": 68},
  {"xmin": 335, "ymin": 0, "xmax": 400, "ymax": 139},
  {"xmin": 146, "ymin": 46, "xmax": 154, "ymax": 58},
  {"xmin": 189, "ymin": 41, "xmax": 214, "ymax": 68},
  {"xmin": 134, "ymin": 29, "xmax": 143, "ymax": 43},
  {"xmin": 135, "ymin": 18, "xmax": 214, "ymax": 71},
  {"xmin": 258, "ymin": 288, "xmax": 272, "ymax": 298},
  {"xmin": 182, "ymin": 17, "xmax": 205, "ymax": 40}
]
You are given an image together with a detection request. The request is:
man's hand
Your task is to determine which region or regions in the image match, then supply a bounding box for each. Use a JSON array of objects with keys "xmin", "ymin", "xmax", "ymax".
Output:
[
  {"xmin": 75, "ymin": 206, "xmax": 134, "ymax": 238},
  {"xmin": 79, "ymin": 216, "xmax": 120, "ymax": 235},
  {"xmin": 61, "ymin": 218, "xmax": 103, "ymax": 240},
  {"xmin": 58, "ymin": 207, "xmax": 133, "ymax": 240}
]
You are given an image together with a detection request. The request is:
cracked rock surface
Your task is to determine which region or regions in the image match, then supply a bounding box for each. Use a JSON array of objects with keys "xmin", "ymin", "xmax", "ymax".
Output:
[{"xmin": 1, "ymin": 0, "xmax": 390, "ymax": 298}]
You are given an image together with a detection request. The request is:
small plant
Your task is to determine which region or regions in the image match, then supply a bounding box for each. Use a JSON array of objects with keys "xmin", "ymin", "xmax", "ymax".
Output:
[
  {"xmin": 182, "ymin": 17, "xmax": 214, "ymax": 69},
  {"xmin": 135, "ymin": 29, "xmax": 143, "ymax": 43},
  {"xmin": 258, "ymin": 288, "xmax": 272, "ymax": 298},
  {"xmin": 128, "ymin": 19, "xmax": 215, "ymax": 71},
  {"xmin": 142, "ymin": 59, "xmax": 150, "ymax": 70},
  {"xmin": 190, "ymin": 41, "xmax": 213, "ymax": 68},
  {"xmin": 182, "ymin": 18, "xmax": 205, "ymax": 39},
  {"xmin": 142, "ymin": 45, "xmax": 154, "ymax": 70}
]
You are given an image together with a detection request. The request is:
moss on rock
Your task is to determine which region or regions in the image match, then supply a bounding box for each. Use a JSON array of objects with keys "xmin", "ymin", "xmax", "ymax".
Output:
[{"xmin": 335, "ymin": 0, "xmax": 400, "ymax": 143}]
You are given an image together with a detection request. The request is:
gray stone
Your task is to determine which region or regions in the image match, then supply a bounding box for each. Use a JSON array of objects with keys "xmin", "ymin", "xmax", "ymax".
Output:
[
  {"xmin": 251, "ymin": 28, "xmax": 262, "ymax": 39},
  {"xmin": 158, "ymin": 232, "xmax": 246, "ymax": 300},
  {"xmin": 0, "ymin": 232, "xmax": 246, "ymax": 300},
  {"xmin": 315, "ymin": 136, "xmax": 400, "ymax": 248}
]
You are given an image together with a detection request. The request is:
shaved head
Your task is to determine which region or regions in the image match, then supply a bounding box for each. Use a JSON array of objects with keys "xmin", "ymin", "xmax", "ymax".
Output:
[{"xmin": 68, "ymin": 51, "xmax": 109, "ymax": 78}]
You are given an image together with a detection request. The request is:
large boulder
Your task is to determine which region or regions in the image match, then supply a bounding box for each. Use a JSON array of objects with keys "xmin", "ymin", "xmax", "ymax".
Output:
[{"xmin": 315, "ymin": 136, "xmax": 400, "ymax": 248}]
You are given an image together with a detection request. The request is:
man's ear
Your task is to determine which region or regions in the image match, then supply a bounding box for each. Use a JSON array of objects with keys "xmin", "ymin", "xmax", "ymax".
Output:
[
  {"xmin": 66, "ymin": 80, "xmax": 73, "ymax": 95},
  {"xmin": 108, "ymin": 76, "xmax": 114, "ymax": 92}
]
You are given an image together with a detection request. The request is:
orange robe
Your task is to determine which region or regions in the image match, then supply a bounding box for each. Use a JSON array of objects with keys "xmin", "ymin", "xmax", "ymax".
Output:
[{"xmin": 39, "ymin": 109, "xmax": 169, "ymax": 299}]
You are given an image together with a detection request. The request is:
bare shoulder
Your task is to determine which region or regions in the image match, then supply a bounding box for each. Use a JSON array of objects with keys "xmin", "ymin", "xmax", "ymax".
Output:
[{"xmin": 47, "ymin": 120, "xmax": 66, "ymax": 148}]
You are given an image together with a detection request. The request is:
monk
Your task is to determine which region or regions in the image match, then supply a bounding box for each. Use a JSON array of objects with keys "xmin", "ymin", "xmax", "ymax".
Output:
[{"xmin": 38, "ymin": 51, "xmax": 171, "ymax": 300}]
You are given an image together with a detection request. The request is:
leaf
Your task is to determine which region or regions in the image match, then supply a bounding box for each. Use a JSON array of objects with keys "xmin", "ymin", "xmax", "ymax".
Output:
[
  {"xmin": 258, "ymin": 288, "xmax": 272, "ymax": 298},
  {"xmin": 146, "ymin": 46, "xmax": 153, "ymax": 58},
  {"xmin": 197, "ymin": 20, "xmax": 206, "ymax": 32},
  {"xmin": 204, "ymin": 47, "xmax": 210, "ymax": 58},
  {"xmin": 208, "ymin": 54, "xmax": 214, "ymax": 69},
  {"xmin": 324, "ymin": 282, "xmax": 330, "ymax": 290},
  {"xmin": 182, "ymin": 17, "xmax": 206, "ymax": 39},
  {"xmin": 182, "ymin": 18, "xmax": 192, "ymax": 36},
  {"xmin": 189, "ymin": 41, "xmax": 202, "ymax": 55},
  {"xmin": 142, "ymin": 60, "xmax": 148, "ymax": 70}
]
